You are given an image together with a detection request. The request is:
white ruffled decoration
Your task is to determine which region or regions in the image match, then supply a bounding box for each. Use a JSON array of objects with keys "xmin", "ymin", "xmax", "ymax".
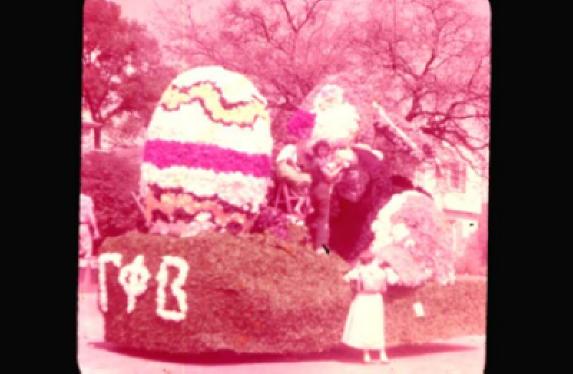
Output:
[
  {"xmin": 117, "ymin": 255, "xmax": 151, "ymax": 314},
  {"xmin": 313, "ymin": 84, "xmax": 344, "ymax": 111},
  {"xmin": 141, "ymin": 163, "xmax": 271, "ymax": 212},
  {"xmin": 156, "ymin": 255, "xmax": 190, "ymax": 321},
  {"xmin": 370, "ymin": 191, "xmax": 421, "ymax": 253},
  {"xmin": 98, "ymin": 252, "xmax": 123, "ymax": 313},
  {"xmin": 391, "ymin": 223, "xmax": 410, "ymax": 242},
  {"xmin": 180, "ymin": 220, "xmax": 216, "ymax": 238},
  {"xmin": 311, "ymin": 103, "xmax": 360, "ymax": 146},
  {"xmin": 384, "ymin": 267, "xmax": 400, "ymax": 285},
  {"xmin": 370, "ymin": 190, "xmax": 456, "ymax": 286}
]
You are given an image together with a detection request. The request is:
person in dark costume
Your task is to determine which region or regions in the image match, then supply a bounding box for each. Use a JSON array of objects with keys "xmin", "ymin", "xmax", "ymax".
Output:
[{"xmin": 307, "ymin": 140, "xmax": 347, "ymax": 254}]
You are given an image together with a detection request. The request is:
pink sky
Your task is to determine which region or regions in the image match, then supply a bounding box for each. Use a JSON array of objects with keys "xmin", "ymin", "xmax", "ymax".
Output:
[
  {"xmin": 111, "ymin": 0, "xmax": 490, "ymax": 28},
  {"xmin": 111, "ymin": 0, "xmax": 220, "ymax": 25}
]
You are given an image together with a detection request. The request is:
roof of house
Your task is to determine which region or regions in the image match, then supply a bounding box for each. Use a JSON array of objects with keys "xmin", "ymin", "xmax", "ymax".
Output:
[{"xmin": 442, "ymin": 208, "xmax": 481, "ymax": 220}]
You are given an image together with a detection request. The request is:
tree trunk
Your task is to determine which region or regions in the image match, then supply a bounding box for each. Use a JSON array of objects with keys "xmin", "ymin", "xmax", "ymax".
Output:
[{"xmin": 94, "ymin": 127, "xmax": 102, "ymax": 150}]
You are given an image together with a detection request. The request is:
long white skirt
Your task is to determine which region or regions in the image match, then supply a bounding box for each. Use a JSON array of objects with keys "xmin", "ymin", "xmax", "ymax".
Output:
[{"xmin": 342, "ymin": 293, "xmax": 385, "ymax": 350}]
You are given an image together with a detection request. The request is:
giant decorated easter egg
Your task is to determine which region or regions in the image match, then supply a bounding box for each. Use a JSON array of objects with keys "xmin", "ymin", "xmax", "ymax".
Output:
[{"xmin": 140, "ymin": 66, "xmax": 273, "ymax": 237}]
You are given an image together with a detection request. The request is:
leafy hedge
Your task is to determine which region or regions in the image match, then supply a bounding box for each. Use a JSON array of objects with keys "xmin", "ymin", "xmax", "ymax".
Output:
[
  {"xmin": 81, "ymin": 150, "xmax": 145, "ymax": 248},
  {"xmin": 384, "ymin": 275, "xmax": 486, "ymax": 345}
]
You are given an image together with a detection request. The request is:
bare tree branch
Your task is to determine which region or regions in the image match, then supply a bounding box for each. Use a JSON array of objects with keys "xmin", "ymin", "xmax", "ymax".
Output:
[
  {"xmin": 298, "ymin": 0, "xmax": 327, "ymax": 30},
  {"xmin": 277, "ymin": 0, "xmax": 298, "ymax": 33}
]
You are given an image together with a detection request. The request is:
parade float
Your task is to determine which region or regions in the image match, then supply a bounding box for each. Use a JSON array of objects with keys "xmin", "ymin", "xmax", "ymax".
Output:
[{"xmin": 96, "ymin": 68, "xmax": 486, "ymax": 355}]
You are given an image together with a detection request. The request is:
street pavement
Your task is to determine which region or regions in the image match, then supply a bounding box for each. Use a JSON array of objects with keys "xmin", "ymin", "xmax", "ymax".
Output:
[{"xmin": 78, "ymin": 292, "xmax": 485, "ymax": 374}]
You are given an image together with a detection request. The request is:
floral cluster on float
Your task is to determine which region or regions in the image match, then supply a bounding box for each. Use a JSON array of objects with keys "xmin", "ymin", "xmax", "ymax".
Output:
[
  {"xmin": 140, "ymin": 66, "xmax": 274, "ymax": 237},
  {"xmin": 370, "ymin": 190, "xmax": 456, "ymax": 287}
]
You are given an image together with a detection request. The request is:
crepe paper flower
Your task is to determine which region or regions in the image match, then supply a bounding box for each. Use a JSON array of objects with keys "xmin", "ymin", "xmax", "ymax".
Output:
[
  {"xmin": 156, "ymin": 255, "xmax": 189, "ymax": 321},
  {"xmin": 118, "ymin": 255, "xmax": 151, "ymax": 314},
  {"xmin": 98, "ymin": 252, "xmax": 123, "ymax": 313}
]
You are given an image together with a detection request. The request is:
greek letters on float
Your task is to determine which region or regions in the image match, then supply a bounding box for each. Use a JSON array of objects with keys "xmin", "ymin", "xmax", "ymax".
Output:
[{"xmin": 98, "ymin": 252, "xmax": 189, "ymax": 321}]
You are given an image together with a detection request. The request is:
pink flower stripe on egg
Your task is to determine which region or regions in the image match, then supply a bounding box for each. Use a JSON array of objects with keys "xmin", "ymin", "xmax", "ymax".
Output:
[{"xmin": 143, "ymin": 140, "xmax": 271, "ymax": 177}]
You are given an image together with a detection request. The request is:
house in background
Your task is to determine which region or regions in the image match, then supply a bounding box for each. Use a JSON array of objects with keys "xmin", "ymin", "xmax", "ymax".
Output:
[
  {"xmin": 371, "ymin": 103, "xmax": 489, "ymax": 261},
  {"xmin": 414, "ymin": 149, "xmax": 489, "ymax": 260}
]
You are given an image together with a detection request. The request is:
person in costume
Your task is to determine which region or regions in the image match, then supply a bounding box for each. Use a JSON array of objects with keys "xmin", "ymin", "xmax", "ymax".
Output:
[
  {"xmin": 79, "ymin": 193, "xmax": 100, "ymax": 258},
  {"xmin": 276, "ymin": 143, "xmax": 312, "ymax": 187},
  {"xmin": 294, "ymin": 85, "xmax": 361, "ymax": 254},
  {"xmin": 307, "ymin": 140, "xmax": 348, "ymax": 254},
  {"xmin": 342, "ymin": 250, "xmax": 391, "ymax": 364}
]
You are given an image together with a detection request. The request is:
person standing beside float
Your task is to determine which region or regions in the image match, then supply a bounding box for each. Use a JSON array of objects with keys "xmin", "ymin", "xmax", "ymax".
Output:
[
  {"xmin": 342, "ymin": 250, "xmax": 398, "ymax": 364},
  {"xmin": 79, "ymin": 192, "xmax": 100, "ymax": 259}
]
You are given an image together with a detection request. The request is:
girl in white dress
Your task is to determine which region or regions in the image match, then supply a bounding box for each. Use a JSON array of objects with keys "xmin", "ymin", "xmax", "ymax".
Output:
[{"xmin": 342, "ymin": 251, "xmax": 390, "ymax": 364}]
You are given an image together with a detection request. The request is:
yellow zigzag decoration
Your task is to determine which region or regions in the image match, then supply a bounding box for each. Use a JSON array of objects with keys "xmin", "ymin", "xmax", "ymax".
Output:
[{"xmin": 160, "ymin": 82, "xmax": 269, "ymax": 127}]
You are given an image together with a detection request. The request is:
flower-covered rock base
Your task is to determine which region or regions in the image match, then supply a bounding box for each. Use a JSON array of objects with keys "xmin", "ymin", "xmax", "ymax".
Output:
[
  {"xmin": 99, "ymin": 231, "xmax": 352, "ymax": 354},
  {"xmin": 98, "ymin": 232, "xmax": 485, "ymax": 355}
]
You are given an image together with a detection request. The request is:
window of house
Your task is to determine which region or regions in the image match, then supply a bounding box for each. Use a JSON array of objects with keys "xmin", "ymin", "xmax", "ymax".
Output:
[{"xmin": 448, "ymin": 162, "xmax": 467, "ymax": 192}]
